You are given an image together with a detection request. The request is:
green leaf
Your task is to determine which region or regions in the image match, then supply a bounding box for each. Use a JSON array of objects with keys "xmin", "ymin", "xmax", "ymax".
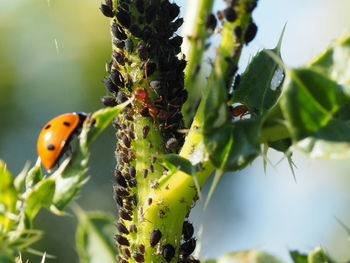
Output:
[
  {"xmin": 85, "ymin": 99, "xmax": 132, "ymax": 146},
  {"xmin": 14, "ymin": 162, "xmax": 30, "ymax": 193},
  {"xmin": 74, "ymin": 206, "xmax": 116, "ymax": 263},
  {"xmin": 307, "ymin": 247, "xmax": 335, "ymax": 263},
  {"xmin": 217, "ymin": 250, "xmax": 284, "ymax": 263},
  {"xmin": 290, "ymin": 250, "xmax": 308, "ymax": 263},
  {"xmin": 281, "ymin": 68, "xmax": 350, "ymax": 140},
  {"xmin": 0, "ymin": 160, "xmax": 18, "ymax": 232},
  {"xmin": 309, "ymin": 35, "xmax": 350, "ymax": 84},
  {"xmin": 204, "ymin": 119, "xmax": 261, "ymax": 171},
  {"xmin": 161, "ymin": 154, "xmax": 195, "ymax": 175},
  {"xmin": 25, "ymin": 163, "xmax": 42, "ymax": 190},
  {"xmin": 232, "ymin": 31, "xmax": 284, "ymax": 114},
  {"xmin": 25, "ymin": 178, "xmax": 55, "ymax": 219},
  {"xmin": 202, "ymin": 33, "xmax": 285, "ymax": 172},
  {"xmin": 280, "ymin": 68, "xmax": 350, "ymax": 158},
  {"xmin": 0, "ymin": 252, "xmax": 15, "ymax": 263}
]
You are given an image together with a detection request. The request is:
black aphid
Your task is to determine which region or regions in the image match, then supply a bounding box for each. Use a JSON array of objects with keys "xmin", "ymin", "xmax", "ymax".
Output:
[
  {"xmin": 115, "ymin": 234, "xmax": 130, "ymax": 246},
  {"xmin": 138, "ymin": 244, "xmax": 145, "ymax": 254},
  {"xmin": 180, "ymin": 238, "xmax": 196, "ymax": 256},
  {"xmin": 116, "ymin": 8, "xmax": 131, "ymax": 28},
  {"xmin": 142, "ymin": 169, "xmax": 148, "ymax": 178},
  {"xmin": 104, "ymin": 76, "xmax": 118, "ymax": 93},
  {"xmin": 145, "ymin": 62, "xmax": 156, "ymax": 76},
  {"xmin": 110, "ymin": 69, "xmax": 125, "ymax": 87},
  {"xmin": 150, "ymin": 229, "xmax": 162, "ymax": 247},
  {"xmin": 223, "ymin": 7, "xmax": 237, "ymax": 22},
  {"xmin": 244, "ymin": 21, "xmax": 258, "ymax": 44},
  {"xmin": 116, "ymin": 221, "xmax": 129, "ymax": 234},
  {"xmin": 142, "ymin": 126, "xmax": 150, "ymax": 139},
  {"xmin": 169, "ymin": 3, "xmax": 180, "ymax": 21},
  {"xmin": 112, "ymin": 22, "xmax": 128, "ymax": 40},
  {"xmin": 100, "ymin": 4, "xmax": 114, "ymax": 18},
  {"xmin": 119, "ymin": 209, "xmax": 132, "ymax": 221},
  {"xmin": 183, "ymin": 221, "xmax": 194, "ymax": 241},
  {"xmin": 116, "ymin": 187, "xmax": 130, "ymax": 197},
  {"xmin": 169, "ymin": 36, "xmax": 183, "ymax": 48},
  {"xmin": 133, "ymin": 253, "xmax": 145, "ymax": 262},
  {"xmin": 129, "ymin": 24, "xmax": 143, "ymax": 38},
  {"xmin": 116, "ymin": 171, "xmax": 128, "ymax": 188},
  {"xmin": 122, "ymin": 134, "xmax": 131, "ymax": 148},
  {"xmin": 101, "ymin": 96, "xmax": 118, "ymax": 107},
  {"xmin": 206, "ymin": 13, "xmax": 217, "ymax": 31},
  {"xmin": 162, "ymin": 244, "xmax": 175, "ymax": 262}
]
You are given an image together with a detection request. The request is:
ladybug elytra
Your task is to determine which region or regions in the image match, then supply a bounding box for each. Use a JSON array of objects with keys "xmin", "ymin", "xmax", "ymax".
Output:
[{"xmin": 37, "ymin": 112, "xmax": 86, "ymax": 170}]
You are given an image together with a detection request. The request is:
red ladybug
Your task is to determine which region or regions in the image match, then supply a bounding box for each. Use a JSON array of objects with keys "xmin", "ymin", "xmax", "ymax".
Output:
[{"xmin": 37, "ymin": 112, "xmax": 86, "ymax": 170}]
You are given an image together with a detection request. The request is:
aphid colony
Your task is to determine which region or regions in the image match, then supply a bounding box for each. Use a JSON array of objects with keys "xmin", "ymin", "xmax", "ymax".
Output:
[
  {"xmin": 100, "ymin": 0, "xmax": 187, "ymax": 152},
  {"xmin": 214, "ymin": 0, "xmax": 259, "ymax": 119}
]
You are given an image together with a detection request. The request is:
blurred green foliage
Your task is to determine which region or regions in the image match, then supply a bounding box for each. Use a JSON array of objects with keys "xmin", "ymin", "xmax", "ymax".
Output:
[{"xmin": 0, "ymin": 1, "xmax": 116, "ymax": 262}]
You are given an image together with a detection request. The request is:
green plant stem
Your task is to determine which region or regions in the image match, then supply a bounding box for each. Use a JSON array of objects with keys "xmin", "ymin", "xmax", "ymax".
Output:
[{"xmin": 182, "ymin": 0, "xmax": 214, "ymax": 125}]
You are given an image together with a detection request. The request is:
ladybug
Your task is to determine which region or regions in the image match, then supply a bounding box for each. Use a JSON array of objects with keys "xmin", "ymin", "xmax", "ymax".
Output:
[{"xmin": 37, "ymin": 112, "xmax": 86, "ymax": 170}]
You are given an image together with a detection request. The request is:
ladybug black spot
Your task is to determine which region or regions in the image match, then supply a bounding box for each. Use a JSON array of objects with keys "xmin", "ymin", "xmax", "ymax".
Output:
[
  {"xmin": 63, "ymin": 121, "xmax": 70, "ymax": 126},
  {"xmin": 44, "ymin": 124, "xmax": 51, "ymax": 130},
  {"xmin": 47, "ymin": 144, "xmax": 55, "ymax": 151}
]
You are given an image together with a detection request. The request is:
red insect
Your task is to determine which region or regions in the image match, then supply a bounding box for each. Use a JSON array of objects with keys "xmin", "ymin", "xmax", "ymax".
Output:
[
  {"xmin": 132, "ymin": 63, "xmax": 168, "ymax": 124},
  {"xmin": 37, "ymin": 112, "xmax": 86, "ymax": 170},
  {"xmin": 230, "ymin": 104, "xmax": 250, "ymax": 119}
]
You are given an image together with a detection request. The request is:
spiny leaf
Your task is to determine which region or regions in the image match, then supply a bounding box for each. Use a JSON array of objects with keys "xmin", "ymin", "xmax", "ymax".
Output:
[
  {"xmin": 290, "ymin": 250, "xmax": 308, "ymax": 263},
  {"xmin": 307, "ymin": 247, "xmax": 335, "ymax": 263},
  {"xmin": 231, "ymin": 33, "xmax": 285, "ymax": 114},
  {"xmin": 280, "ymin": 68, "xmax": 350, "ymax": 158},
  {"xmin": 25, "ymin": 178, "xmax": 55, "ymax": 219},
  {"xmin": 309, "ymin": 35, "xmax": 350, "ymax": 84}
]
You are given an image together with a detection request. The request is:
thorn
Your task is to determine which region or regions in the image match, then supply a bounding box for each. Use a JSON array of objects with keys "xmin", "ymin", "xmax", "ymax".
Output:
[{"xmin": 204, "ymin": 169, "xmax": 224, "ymax": 210}]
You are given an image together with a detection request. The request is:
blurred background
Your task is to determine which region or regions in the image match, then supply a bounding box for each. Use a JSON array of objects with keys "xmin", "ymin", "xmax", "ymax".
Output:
[{"xmin": 1, "ymin": 0, "xmax": 350, "ymax": 262}]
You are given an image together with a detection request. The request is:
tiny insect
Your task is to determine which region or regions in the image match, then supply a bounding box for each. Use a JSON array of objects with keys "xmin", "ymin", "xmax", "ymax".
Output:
[
  {"xmin": 230, "ymin": 104, "xmax": 250, "ymax": 119},
  {"xmin": 150, "ymin": 229, "xmax": 162, "ymax": 247},
  {"xmin": 182, "ymin": 221, "xmax": 194, "ymax": 241},
  {"xmin": 133, "ymin": 253, "xmax": 145, "ymax": 263},
  {"xmin": 180, "ymin": 238, "xmax": 196, "ymax": 256},
  {"xmin": 116, "ymin": 221, "xmax": 129, "ymax": 234},
  {"xmin": 162, "ymin": 244, "xmax": 175, "ymax": 262},
  {"xmin": 115, "ymin": 234, "xmax": 130, "ymax": 246},
  {"xmin": 37, "ymin": 112, "xmax": 86, "ymax": 170}
]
